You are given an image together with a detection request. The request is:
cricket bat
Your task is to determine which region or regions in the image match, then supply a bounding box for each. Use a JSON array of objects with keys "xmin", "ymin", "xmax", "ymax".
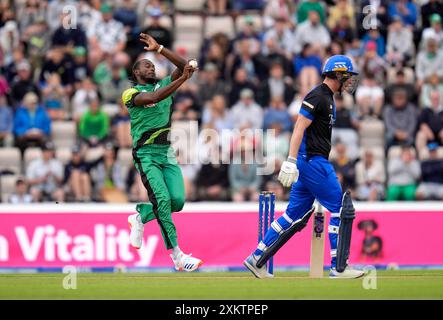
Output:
[{"xmin": 309, "ymin": 201, "xmax": 325, "ymax": 278}]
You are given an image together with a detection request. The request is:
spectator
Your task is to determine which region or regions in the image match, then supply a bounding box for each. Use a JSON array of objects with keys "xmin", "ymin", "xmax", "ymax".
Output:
[
  {"xmin": 89, "ymin": 143, "xmax": 126, "ymax": 201},
  {"xmin": 355, "ymin": 74, "xmax": 385, "ymax": 119},
  {"xmin": 421, "ymin": 0, "xmax": 443, "ymax": 29},
  {"xmin": 230, "ymin": 89, "xmax": 263, "ymax": 130},
  {"xmin": 72, "ymin": 46, "xmax": 91, "ymax": 85},
  {"xmin": 297, "ymin": 0, "xmax": 326, "ymax": 25},
  {"xmin": 386, "ymin": 16, "xmax": 414, "ymax": 65},
  {"xmin": 26, "ymin": 141, "xmax": 64, "ymax": 202},
  {"xmin": 63, "ymin": 145, "xmax": 91, "ymax": 202},
  {"xmin": 420, "ymin": 73, "xmax": 443, "ymax": 108},
  {"xmin": 416, "ymin": 142, "xmax": 443, "ymax": 200},
  {"xmin": 71, "ymin": 77, "xmax": 99, "ymax": 121},
  {"xmin": 8, "ymin": 177, "xmax": 33, "ymax": 204},
  {"xmin": 0, "ymin": 21, "xmax": 21, "ymax": 66},
  {"xmin": 416, "ymin": 37, "xmax": 443, "ymax": 88},
  {"xmin": 202, "ymin": 95, "xmax": 232, "ymax": 133},
  {"xmin": 233, "ymin": 16, "xmax": 261, "ymax": 54},
  {"xmin": 112, "ymin": 99, "xmax": 132, "ymax": 148},
  {"xmin": 113, "ymin": 0, "xmax": 138, "ymax": 34},
  {"xmin": 39, "ymin": 47, "xmax": 75, "ymax": 95},
  {"xmin": 416, "ymin": 91, "xmax": 443, "ymax": 151},
  {"xmin": 229, "ymin": 38, "xmax": 262, "ymax": 82},
  {"xmin": 292, "ymin": 10, "xmax": 331, "ymax": 55},
  {"xmin": 99, "ymin": 62, "xmax": 131, "ymax": 103},
  {"xmin": 388, "ymin": 0, "xmax": 417, "ymax": 27},
  {"xmin": 264, "ymin": 121, "xmax": 290, "ymax": 162},
  {"xmin": 18, "ymin": 0, "xmax": 47, "ymax": 34},
  {"xmin": 358, "ymin": 40, "xmax": 387, "ymax": 83},
  {"xmin": 228, "ymin": 68, "xmax": 257, "ymax": 106},
  {"xmin": 79, "ymin": 99, "xmax": 109, "ymax": 147},
  {"xmin": 262, "ymin": 17, "xmax": 293, "ymax": 57},
  {"xmin": 385, "ymin": 69, "xmax": 415, "ymax": 105},
  {"xmin": 142, "ymin": 8, "xmax": 172, "ymax": 49},
  {"xmin": 171, "ymin": 96, "xmax": 199, "ymax": 122},
  {"xmin": 263, "ymin": 96, "xmax": 292, "ymax": 132},
  {"xmin": 331, "ymin": 142, "xmax": 356, "ymax": 193},
  {"xmin": 46, "ymin": 0, "xmax": 76, "ymax": 31},
  {"xmin": 355, "ymin": 150, "xmax": 386, "ymax": 201},
  {"xmin": 14, "ymin": 92, "xmax": 51, "ymax": 152},
  {"xmin": 330, "ymin": 15, "xmax": 355, "ymax": 48},
  {"xmin": 51, "ymin": 11, "xmax": 87, "ymax": 48},
  {"xmin": 22, "ymin": 18, "xmax": 50, "ymax": 69},
  {"xmin": 386, "ymin": 146, "xmax": 421, "ymax": 201},
  {"xmin": 229, "ymin": 141, "xmax": 261, "ymax": 202},
  {"xmin": 196, "ymin": 63, "xmax": 225, "ymax": 106},
  {"xmin": 89, "ymin": 3, "xmax": 127, "ymax": 68},
  {"xmin": 383, "ymin": 88, "xmax": 417, "ymax": 148},
  {"xmin": 328, "ymin": 0, "xmax": 354, "ymax": 30},
  {"xmin": 331, "ymin": 95, "xmax": 360, "ymax": 159},
  {"xmin": 421, "ymin": 13, "xmax": 443, "ymax": 48},
  {"xmin": 195, "ymin": 135, "xmax": 230, "ymax": 200},
  {"xmin": 362, "ymin": 29, "xmax": 386, "ymax": 58},
  {"xmin": 0, "ymin": 94, "xmax": 13, "ymax": 147},
  {"xmin": 10, "ymin": 60, "xmax": 40, "ymax": 107},
  {"xmin": 40, "ymin": 73, "xmax": 67, "ymax": 120},
  {"xmin": 263, "ymin": 0, "xmax": 293, "ymax": 28},
  {"xmin": 258, "ymin": 62, "xmax": 295, "ymax": 107}
]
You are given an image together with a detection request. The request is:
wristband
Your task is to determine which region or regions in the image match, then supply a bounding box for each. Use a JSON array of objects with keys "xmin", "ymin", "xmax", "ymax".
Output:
[
  {"xmin": 157, "ymin": 45, "xmax": 164, "ymax": 53},
  {"xmin": 287, "ymin": 156, "xmax": 297, "ymax": 164}
]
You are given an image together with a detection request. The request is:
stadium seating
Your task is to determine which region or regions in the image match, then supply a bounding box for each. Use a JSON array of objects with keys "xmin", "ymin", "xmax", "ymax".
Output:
[
  {"xmin": 0, "ymin": 147, "xmax": 21, "ymax": 175},
  {"xmin": 51, "ymin": 121, "xmax": 77, "ymax": 148}
]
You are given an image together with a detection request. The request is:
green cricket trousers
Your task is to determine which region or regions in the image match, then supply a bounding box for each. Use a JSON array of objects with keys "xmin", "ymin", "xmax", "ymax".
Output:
[{"xmin": 132, "ymin": 144, "xmax": 185, "ymax": 249}]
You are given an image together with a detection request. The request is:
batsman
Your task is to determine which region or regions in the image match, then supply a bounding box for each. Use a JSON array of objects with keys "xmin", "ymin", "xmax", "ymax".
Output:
[
  {"xmin": 244, "ymin": 55, "xmax": 364, "ymax": 279},
  {"xmin": 123, "ymin": 33, "xmax": 202, "ymax": 272}
]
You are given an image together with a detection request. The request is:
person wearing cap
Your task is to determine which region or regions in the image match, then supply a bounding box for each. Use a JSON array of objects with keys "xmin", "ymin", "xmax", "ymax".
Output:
[
  {"xmin": 13, "ymin": 92, "xmax": 51, "ymax": 152},
  {"xmin": 245, "ymin": 55, "xmax": 364, "ymax": 279},
  {"xmin": 26, "ymin": 141, "xmax": 64, "ymax": 203},
  {"xmin": 63, "ymin": 145, "xmax": 92, "ymax": 202},
  {"xmin": 421, "ymin": 0, "xmax": 443, "ymax": 29},
  {"xmin": 422, "ymin": 13, "xmax": 443, "ymax": 48},
  {"xmin": 416, "ymin": 90, "xmax": 443, "ymax": 151},
  {"xmin": 8, "ymin": 177, "xmax": 33, "ymax": 204},
  {"xmin": 292, "ymin": 10, "xmax": 331, "ymax": 55},
  {"xmin": 142, "ymin": 8, "xmax": 172, "ymax": 50},
  {"xmin": 122, "ymin": 33, "xmax": 203, "ymax": 272},
  {"xmin": 10, "ymin": 60, "xmax": 40, "ymax": 107},
  {"xmin": 416, "ymin": 142, "xmax": 443, "ymax": 200},
  {"xmin": 196, "ymin": 62, "xmax": 225, "ymax": 106},
  {"xmin": 388, "ymin": 0, "xmax": 417, "ymax": 27},
  {"xmin": 72, "ymin": 46, "xmax": 92, "ymax": 84},
  {"xmin": 230, "ymin": 88, "xmax": 264, "ymax": 130}
]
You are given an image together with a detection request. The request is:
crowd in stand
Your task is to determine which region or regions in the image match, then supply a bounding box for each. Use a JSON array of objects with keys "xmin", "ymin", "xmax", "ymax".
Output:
[{"xmin": 1, "ymin": 0, "xmax": 443, "ymax": 203}]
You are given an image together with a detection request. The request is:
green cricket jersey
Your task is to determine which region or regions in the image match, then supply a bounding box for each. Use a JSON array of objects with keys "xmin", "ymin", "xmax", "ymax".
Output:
[{"xmin": 121, "ymin": 76, "xmax": 173, "ymax": 148}]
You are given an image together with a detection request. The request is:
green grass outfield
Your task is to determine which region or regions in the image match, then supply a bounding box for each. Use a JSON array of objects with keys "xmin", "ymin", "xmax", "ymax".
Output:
[{"xmin": 0, "ymin": 270, "xmax": 442, "ymax": 299}]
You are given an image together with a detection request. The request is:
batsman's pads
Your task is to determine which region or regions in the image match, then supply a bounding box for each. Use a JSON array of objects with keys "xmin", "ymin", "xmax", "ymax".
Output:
[
  {"xmin": 256, "ymin": 206, "xmax": 315, "ymax": 268},
  {"xmin": 335, "ymin": 191, "xmax": 356, "ymax": 272}
]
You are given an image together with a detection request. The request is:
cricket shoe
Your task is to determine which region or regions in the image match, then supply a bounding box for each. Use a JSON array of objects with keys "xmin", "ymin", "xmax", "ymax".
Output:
[
  {"xmin": 243, "ymin": 254, "xmax": 274, "ymax": 279},
  {"xmin": 171, "ymin": 253, "xmax": 203, "ymax": 272},
  {"xmin": 329, "ymin": 266, "xmax": 365, "ymax": 279},
  {"xmin": 128, "ymin": 213, "xmax": 144, "ymax": 249}
]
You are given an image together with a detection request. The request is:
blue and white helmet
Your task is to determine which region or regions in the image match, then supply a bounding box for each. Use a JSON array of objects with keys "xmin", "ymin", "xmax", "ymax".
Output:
[
  {"xmin": 322, "ymin": 55, "xmax": 358, "ymax": 76},
  {"xmin": 322, "ymin": 55, "xmax": 359, "ymax": 93}
]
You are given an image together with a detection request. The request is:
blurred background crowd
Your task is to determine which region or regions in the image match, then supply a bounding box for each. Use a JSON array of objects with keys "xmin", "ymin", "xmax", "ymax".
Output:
[{"xmin": 1, "ymin": 0, "xmax": 443, "ymax": 203}]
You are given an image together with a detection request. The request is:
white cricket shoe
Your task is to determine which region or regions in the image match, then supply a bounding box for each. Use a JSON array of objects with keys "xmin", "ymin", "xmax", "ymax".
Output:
[
  {"xmin": 128, "ymin": 214, "xmax": 144, "ymax": 249},
  {"xmin": 243, "ymin": 254, "xmax": 274, "ymax": 279},
  {"xmin": 171, "ymin": 253, "xmax": 203, "ymax": 272},
  {"xmin": 329, "ymin": 266, "xmax": 365, "ymax": 279}
]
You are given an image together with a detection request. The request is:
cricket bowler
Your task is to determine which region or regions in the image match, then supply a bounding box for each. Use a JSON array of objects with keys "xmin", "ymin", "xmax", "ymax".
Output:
[
  {"xmin": 244, "ymin": 55, "xmax": 365, "ymax": 279},
  {"xmin": 123, "ymin": 33, "xmax": 202, "ymax": 272}
]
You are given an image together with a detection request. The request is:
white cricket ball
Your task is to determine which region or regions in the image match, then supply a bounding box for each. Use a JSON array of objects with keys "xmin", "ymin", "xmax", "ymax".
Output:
[{"xmin": 189, "ymin": 59, "xmax": 198, "ymax": 68}]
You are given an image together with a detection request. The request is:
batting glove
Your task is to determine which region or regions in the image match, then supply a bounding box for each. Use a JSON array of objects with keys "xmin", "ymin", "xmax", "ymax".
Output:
[{"xmin": 278, "ymin": 158, "xmax": 299, "ymax": 187}]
